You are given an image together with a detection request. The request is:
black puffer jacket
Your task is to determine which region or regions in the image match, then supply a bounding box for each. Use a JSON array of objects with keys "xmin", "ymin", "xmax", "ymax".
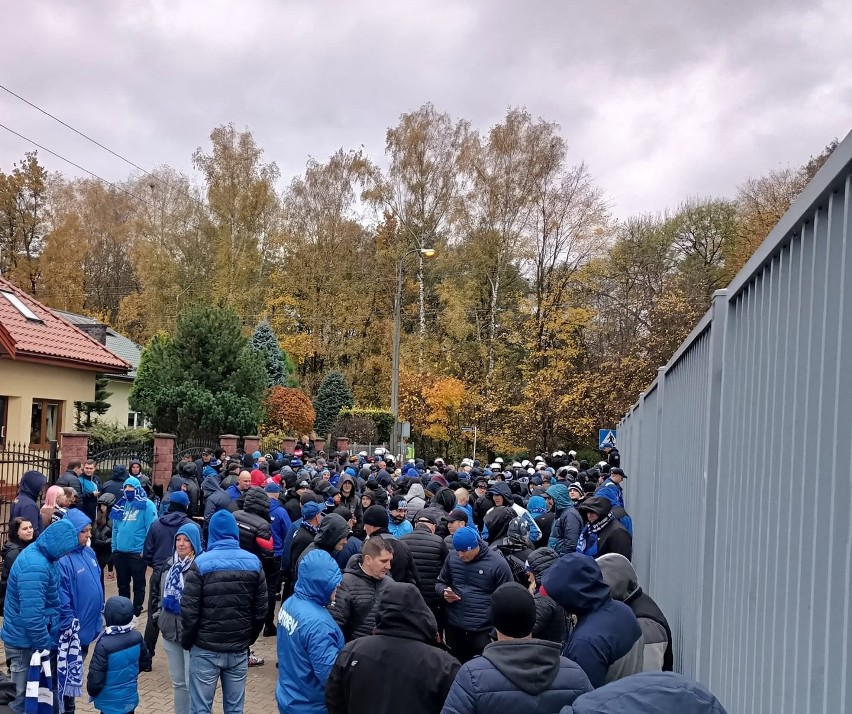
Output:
[
  {"xmin": 180, "ymin": 511, "xmax": 268, "ymax": 652},
  {"xmin": 233, "ymin": 488, "xmax": 274, "ymax": 561},
  {"xmin": 330, "ymin": 555, "xmax": 390, "ymax": 641},
  {"xmin": 526, "ymin": 547, "xmax": 568, "ymax": 644},
  {"xmin": 401, "ymin": 525, "xmax": 449, "ymax": 610}
]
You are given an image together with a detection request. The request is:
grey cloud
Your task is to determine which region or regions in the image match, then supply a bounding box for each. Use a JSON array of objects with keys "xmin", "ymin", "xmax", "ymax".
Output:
[{"xmin": 1, "ymin": 0, "xmax": 849, "ymax": 218}]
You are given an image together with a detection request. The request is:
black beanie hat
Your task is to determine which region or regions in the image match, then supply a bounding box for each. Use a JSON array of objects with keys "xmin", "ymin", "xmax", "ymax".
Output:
[
  {"xmin": 490, "ymin": 582, "xmax": 536, "ymax": 638},
  {"xmin": 362, "ymin": 505, "xmax": 389, "ymax": 529}
]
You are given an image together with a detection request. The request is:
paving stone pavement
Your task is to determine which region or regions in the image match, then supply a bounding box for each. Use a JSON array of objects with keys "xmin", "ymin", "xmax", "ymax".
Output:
[{"xmin": 2, "ymin": 570, "xmax": 281, "ymax": 714}]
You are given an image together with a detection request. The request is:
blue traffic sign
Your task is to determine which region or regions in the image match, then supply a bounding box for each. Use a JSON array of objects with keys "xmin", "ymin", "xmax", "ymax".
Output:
[{"xmin": 599, "ymin": 429, "xmax": 617, "ymax": 449}]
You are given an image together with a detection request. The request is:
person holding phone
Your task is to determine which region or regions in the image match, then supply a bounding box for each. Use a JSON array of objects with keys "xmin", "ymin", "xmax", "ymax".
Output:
[{"xmin": 435, "ymin": 527, "xmax": 512, "ymax": 663}]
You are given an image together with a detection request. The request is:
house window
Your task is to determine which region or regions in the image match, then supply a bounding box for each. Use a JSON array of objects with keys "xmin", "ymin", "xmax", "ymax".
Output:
[
  {"xmin": 127, "ymin": 411, "xmax": 143, "ymax": 429},
  {"xmin": 30, "ymin": 399, "xmax": 62, "ymax": 449},
  {"xmin": 0, "ymin": 290, "xmax": 42, "ymax": 322}
]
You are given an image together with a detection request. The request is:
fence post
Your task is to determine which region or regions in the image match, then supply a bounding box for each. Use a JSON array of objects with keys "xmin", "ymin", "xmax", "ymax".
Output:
[
  {"xmin": 282, "ymin": 437, "xmax": 296, "ymax": 454},
  {"xmin": 695, "ymin": 289, "xmax": 728, "ymax": 684},
  {"xmin": 336, "ymin": 436, "xmax": 350, "ymax": 453},
  {"xmin": 243, "ymin": 435, "xmax": 260, "ymax": 457},
  {"xmin": 219, "ymin": 434, "xmax": 238, "ymax": 459},
  {"xmin": 647, "ymin": 367, "xmax": 667, "ymax": 593},
  {"xmin": 59, "ymin": 432, "xmax": 89, "ymax": 476},
  {"xmin": 153, "ymin": 433, "xmax": 175, "ymax": 487}
]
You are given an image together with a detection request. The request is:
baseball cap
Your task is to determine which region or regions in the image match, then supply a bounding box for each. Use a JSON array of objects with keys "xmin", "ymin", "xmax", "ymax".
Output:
[
  {"xmin": 301, "ymin": 501, "xmax": 325, "ymax": 519},
  {"xmin": 452, "ymin": 527, "xmax": 480, "ymax": 552}
]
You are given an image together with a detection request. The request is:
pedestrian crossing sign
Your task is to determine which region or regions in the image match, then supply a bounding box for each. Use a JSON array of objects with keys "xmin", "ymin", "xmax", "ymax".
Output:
[{"xmin": 598, "ymin": 429, "xmax": 617, "ymax": 449}]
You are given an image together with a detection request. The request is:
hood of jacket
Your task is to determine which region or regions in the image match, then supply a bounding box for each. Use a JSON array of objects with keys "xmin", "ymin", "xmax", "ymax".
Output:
[
  {"xmin": 201, "ymin": 474, "xmax": 224, "ymax": 498},
  {"xmin": 64, "ymin": 508, "xmax": 92, "ymax": 533},
  {"xmin": 20, "ymin": 470, "xmax": 46, "ymax": 500},
  {"xmin": 596, "ymin": 553, "xmax": 641, "ymax": 602},
  {"xmin": 483, "ymin": 639, "xmax": 564, "ymax": 695},
  {"xmin": 35, "ymin": 518, "xmax": 79, "ymax": 562},
  {"xmin": 488, "ymin": 481, "xmax": 512, "ymax": 501},
  {"xmin": 110, "ymin": 465, "xmax": 128, "ymax": 483},
  {"xmin": 541, "ymin": 553, "xmax": 611, "ymax": 615},
  {"xmin": 207, "ymin": 510, "xmax": 240, "ymax": 549},
  {"xmin": 432, "ymin": 487, "xmax": 456, "ymax": 513},
  {"xmin": 339, "ymin": 474, "xmax": 357, "ymax": 494},
  {"xmin": 294, "ymin": 548, "xmax": 342, "ymax": 605},
  {"xmin": 175, "ymin": 522, "xmax": 203, "ymax": 557},
  {"xmin": 374, "ymin": 581, "xmax": 438, "ymax": 643},
  {"xmin": 546, "ymin": 484, "xmax": 572, "ymax": 512},
  {"xmin": 313, "ymin": 513, "xmax": 351, "ymax": 550},
  {"xmin": 123, "ymin": 475, "xmax": 142, "ymax": 490},
  {"xmin": 242, "ymin": 487, "xmax": 271, "ymax": 518},
  {"xmin": 577, "ymin": 496, "xmax": 611, "ymax": 519},
  {"xmin": 525, "ymin": 546, "xmax": 559, "ymax": 586},
  {"xmin": 104, "ymin": 596, "xmax": 134, "ymax": 627},
  {"xmin": 484, "ymin": 506, "xmax": 515, "ymax": 543},
  {"xmin": 159, "ymin": 510, "xmax": 191, "ymax": 528},
  {"xmin": 169, "ymin": 475, "xmax": 189, "ymax": 493},
  {"xmin": 564, "ymin": 671, "xmax": 728, "ymax": 714},
  {"xmin": 406, "ymin": 482, "xmax": 425, "ymax": 501}
]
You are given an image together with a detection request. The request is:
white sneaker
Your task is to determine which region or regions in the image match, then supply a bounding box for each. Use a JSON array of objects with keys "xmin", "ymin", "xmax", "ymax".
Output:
[{"xmin": 130, "ymin": 615, "xmax": 139, "ymax": 628}]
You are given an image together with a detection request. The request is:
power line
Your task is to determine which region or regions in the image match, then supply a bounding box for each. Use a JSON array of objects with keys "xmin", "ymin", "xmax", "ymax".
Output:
[
  {"xmin": 0, "ymin": 82, "xmax": 200, "ymax": 208},
  {"xmin": 0, "ymin": 122, "xmax": 155, "ymax": 210}
]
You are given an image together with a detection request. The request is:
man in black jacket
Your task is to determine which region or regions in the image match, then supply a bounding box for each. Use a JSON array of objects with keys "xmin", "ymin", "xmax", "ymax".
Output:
[
  {"xmin": 361, "ymin": 505, "xmax": 420, "ymax": 587},
  {"xmin": 576, "ymin": 496, "xmax": 632, "ymax": 560},
  {"xmin": 56, "ymin": 460, "xmax": 84, "ymax": 503},
  {"xmin": 181, "ymin": 510, "xmax": 267, "ymax": 713},
  {"xmin": 330, "ymin": 537, "xmax": 392, "ymax": 641},
  {"xmin": 326, "ymin": 582, "xmax": 460, "ymax": 714},
  {"xmin": 297, "ymin": 514, "xmax": 352, "ymax": 576},
  {"xmin": 233, "ymin": 487, "xmax": 277, "ymax": 644},
  {"xmin": 401, "ymin": 513, "xmax": 449, "ymax": 631}
]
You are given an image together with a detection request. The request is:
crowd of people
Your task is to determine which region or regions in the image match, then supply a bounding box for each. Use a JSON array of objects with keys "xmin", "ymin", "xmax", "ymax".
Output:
[{"xmin": 0, "ymin": 441, "xmax": 727, "ymax": 714}]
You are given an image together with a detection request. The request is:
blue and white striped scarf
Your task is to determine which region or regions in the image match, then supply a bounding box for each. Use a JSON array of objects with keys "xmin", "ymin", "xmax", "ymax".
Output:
[
  {"xmin": 57, "ymin": 619, "xmax": 82, "ymax": 712},
  {"xmin": 25, "ymin": 649, "xmax": 53, "ymax": 714}
]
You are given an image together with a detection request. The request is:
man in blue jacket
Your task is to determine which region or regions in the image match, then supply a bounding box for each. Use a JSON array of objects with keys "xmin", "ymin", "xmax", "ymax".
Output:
[
  {"xmin": 276, "ymin": 548, "xmax": 343, "ymax": 714},
  {"xmin": 435, "ymin": 527, "xmax": 513, "ymax": 664},
  {"xmin": 9, "ymin": 469, "xmax": 46, "ymax": 537},
  {"xmin": 181, "ymin": 510, "xmax": 268, "ymax": 714},
  {"xmin": 1, "ymin": 518, "xmax": 79, "ymax": 714},
  {"xmin": 541, "ymin": 553, "xmax": 643, "ymax": 688},
  {"xmin": 111, "ymin": 476, "xmax": 158, "ymax": 619},
  {"xmin": 442, "ymin": 582, "xmax": 592, "ymax": 714},
  {"xmin": 58, "ymin": 509, "xmax": 105, "ymax": 714},
  {"xmin": 545, "ymin": 484, "xmax": 583, "ymax": 555}
]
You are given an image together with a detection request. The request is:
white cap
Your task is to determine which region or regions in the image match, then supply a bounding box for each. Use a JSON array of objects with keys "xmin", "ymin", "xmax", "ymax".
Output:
[
  {"xmin": 358, "ymin": 451, "xmax": 367, "ymax": 458},
  {"xmin": 527, "ymin": 467, "xmax": 536, "ymax": 475},
  {"xmin": 489, "ymin": 462, "xmax": 501, "ymax": 470},
  {"xmin": 597, "ymin": 461, "xmax": 608, "ymax": 468},
  {"xmin": 552, "ymin": 450, "xmax": 566, "ymax": 458},
  {"xmin": 512, "ymin": 461, "xmax": 522, "ymax": 468},
  {"xmin": 521, "ymin": 459, "xmax": 531, "ymax": 468},
  {"xmin": 568, "ymin": 450, "xmax": 577, "ymax": 458},
  {"xmin": 494, "ymin": 457, "xmax": 504, "ymax": 464},
  {"xmin": 461, "ymin": 458, "xmax": 473, "ymax": 467},
  {"xmin": 375, "ymin": 447, "xmax": 386, "ymax": 455},
  {"xmin": 534, "ymin": 455, "xmax": 546, "ymax": 463}
]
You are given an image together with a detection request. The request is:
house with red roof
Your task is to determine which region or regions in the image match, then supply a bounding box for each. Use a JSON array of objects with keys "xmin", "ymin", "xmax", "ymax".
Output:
[{"xmin": 0, "ymin": 276, "xmax": 130, "ymax": 450}]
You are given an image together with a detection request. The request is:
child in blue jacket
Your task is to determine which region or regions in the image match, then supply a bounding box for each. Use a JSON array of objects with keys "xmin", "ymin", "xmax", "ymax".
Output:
[{"xmin": 87, "ymin": 596, "xmax": 151, "ymax": 714}]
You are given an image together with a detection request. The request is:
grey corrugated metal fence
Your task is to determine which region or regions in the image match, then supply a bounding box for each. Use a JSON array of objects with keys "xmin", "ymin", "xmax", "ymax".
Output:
[{"xmin": 618, "ymin": 129, "xmax": 852, "ymax": 714}]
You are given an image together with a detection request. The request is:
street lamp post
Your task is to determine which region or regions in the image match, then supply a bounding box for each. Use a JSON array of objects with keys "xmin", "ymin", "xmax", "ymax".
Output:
[{"xmin": 390, "ymin": 246, "xmax": 435, "ymax": 459}]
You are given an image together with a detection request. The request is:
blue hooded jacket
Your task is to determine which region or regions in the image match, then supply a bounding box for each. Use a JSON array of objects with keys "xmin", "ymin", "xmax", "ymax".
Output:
[
  {"xmin": 58, "ymin": 509, "xmax": 105, "ymax": 645},
  {"xmin": 10, "ymin": 470, "xmax": 46, "ymax": 536},
  {"xmin": 1, "ymin": 518, "xmax": 78, "ymax": 649},
  {"xmin": 560, "ymin": 671, "xmax": 728, "ymax": 713},
  {"xmin": 111, "ymin": 476, "xmax": 158, "ymax": 554},
  {"xmin": 542, "ymin": 554, "xmax": 642, "ymax": 688},
  {"xmin": 276, "ymin": 549, "xmax": 344, "ymax": 714},
  {"xmin": 87, "ymin": 596, "xmax": 150, "ymax": 714},
  {"xmin": 546, "ymin": 485, "xmax": 583, "ymax": 555},
  {"xmin": 268, "ymin": 496, "xmax": 292, "ymax": 557},
  {"xmin": 595, "ymin": 480, "xmax": 633, "ymax": 536}
]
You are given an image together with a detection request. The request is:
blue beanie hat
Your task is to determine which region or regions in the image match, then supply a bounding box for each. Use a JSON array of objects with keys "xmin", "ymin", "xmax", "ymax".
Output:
[
  {"xmin": 264, "ymin": 482, "xmax": 281, "ymax": 493},
  {"xmin": 169, "ymin": 491, "xmax": 190, "ymax": 510},
  {"xmin": 527, "ymin": 495, "xmax": 547, "ymax": 516},
  {"xmin": 252, "ymin": 451, "xmax": 262, "ymax": 459},
  {"xmin": 452, "ymin": 526, "xmax": 480, "ymax": 552}
]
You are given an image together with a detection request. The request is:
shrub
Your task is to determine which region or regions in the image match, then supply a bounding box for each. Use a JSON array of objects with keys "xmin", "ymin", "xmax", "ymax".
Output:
[
  {"xmin": 264, "ymin": 386, "xmax": 316, "ymax": 435},
  {"xmin": 337, "ymin": 408, "xmax": 393, "ymax": 443},
  {"xmin": 331, "ymin": 413, "xmax": 378, "ymax": 444},
  {"xmin": 313, "ymin": 372, "xmax": 354, "ymax": 436}
]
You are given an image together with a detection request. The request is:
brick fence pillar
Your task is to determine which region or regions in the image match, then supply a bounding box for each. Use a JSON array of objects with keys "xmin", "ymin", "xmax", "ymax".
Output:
[
  {"xmin": 153, "ymin": 433, "xmax": 175, "ymax": 488},
  {"xmin": 243, "ymin": 435, "xmax": 260, "ymax": 456},
  {"xmin": 314, "ymin": 438, "xmax": 325, "ymax": 454},
  {"xmin": 219, "ymin": 434, "xmax": 238, "ymax": 460},
  {"xmin": 282, "ymin": 437, "xmax": 296, "ymax": 454},
  {"xmin": 60, "ymin": 432, "xmax": 89, "ymax": 473},
  {"xmin": 336, "ymin": 436, "xmax": 350, "ymax": 454}
]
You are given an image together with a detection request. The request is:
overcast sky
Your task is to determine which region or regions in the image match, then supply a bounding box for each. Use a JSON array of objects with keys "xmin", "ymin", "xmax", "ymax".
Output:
[{"xmin": 1, "ymin": 0, "xmax": 850, "ymax": 218}]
